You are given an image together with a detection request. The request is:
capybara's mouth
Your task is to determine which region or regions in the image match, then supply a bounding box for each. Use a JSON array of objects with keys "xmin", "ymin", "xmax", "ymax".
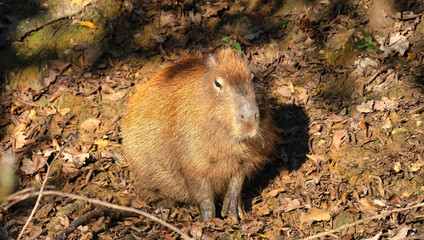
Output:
[{"xmin": 238, "ymin": 122, "xmax": 258, "ymax": 139}]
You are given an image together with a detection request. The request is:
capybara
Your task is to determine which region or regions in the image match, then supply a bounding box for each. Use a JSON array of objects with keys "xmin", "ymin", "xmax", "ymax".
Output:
[{"xmin": 122, "ymin": 48, "xmax": 278, "ymax": 222}]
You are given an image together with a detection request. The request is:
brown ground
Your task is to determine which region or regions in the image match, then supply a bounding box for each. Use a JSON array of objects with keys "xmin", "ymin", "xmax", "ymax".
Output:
[{"xmin": 0, "ymin": 0, "xmax": 424, "ymax": 239}]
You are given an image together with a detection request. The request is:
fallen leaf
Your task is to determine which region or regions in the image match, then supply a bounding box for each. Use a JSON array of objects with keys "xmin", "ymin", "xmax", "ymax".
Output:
[
  {"xmin": 277, "ymin": 86, "xmax": 291, "ymax": 97},
  {"xmin": 62, "ymin": 161, "xmax": 78, "ymax": 173},
  {"xmin": 358, "ymin": 119, "xmax": 368, "ymax": 137},
  {"xmin": 306, "ymin": 154, "xmax": 327, "ymax": 163},
  {"xmin": 48, "ymin": 85, "xmax": 68, "ymax": 102},
  {"xmin": 253, "ymin": 203, "xmax": 271, "ymax": 216},
  {"xmin": 378, "ymin": 33, "xmax": 409, "ymax": 56},
  {"xmin": 328, "ymin": 113, "xmax": 344, "ymax": 122},
  {"xmin": 72, "ymin": 20, "xmax": 97, "ymax": 29},
  {"xmin": 49, "ymin": 60, "xmax": 70, "ymax": 72},
  {"xmin": 204, "ymin": 2, "xmax": 228, "ymax": 17},
  {"xmin": 389, "ymin": 225, "xmax": 410, "ymax": 240},
  {"xmin": 409, "ymin": 162, "xmax": 422, "ymax": 172},
  {"xmin": 393, "ymin": 162, "xmax": 402, "ymax": 172},
  {"xmin": 300, "ymin": 208, "xmax": 331, "ymax": 223},
  {"xmin": 72, "ymin": 42, "xmax": 102, "ymax": 69},
  {"xmin": 358, "ymin": 198, "xmax": 383, "ymax": 212},
  {"xmin": 364, "ymin": 232, "xmax": 382, "ymax": 240},
  {"xmin": 27, "ymin": 109, "xmax": 37, "ymax": 120},
  {"xmin": 297, "ymin": 17, "xmax": 311, "ymax": 31},
  {"xmin": 382, "ymin": 97, "xmax": 398, "ymax": 110},
  {"xmin": 94, "ymin": 138, "xmax": 109, "ymax": 148},
  {"xmin": 58, "ymin": 108, "xmax": 71, "ymax": 116},
  {"xmin": 264, "ymin": 187, "xmax": 286, "ymax": 198},
  {"xmin": 14, "ymin": 130, "xmax": 27, "ymax": 149},
  {"xmin": 103, "ymin": 89, "xmax": 128, "ymax": 101},
  {"xmin": 20, "ymin": 154, "xmax": 47, "ymax": 175},
  {"xmin": 354, "ymin": 58, "xmax": 379, "ymax": 75},
  {"xmin": 374, "ymin": 100, "xmax": 386, "ymax": 111},
  {"xmin": 283, "ymin": 198, "xmax": 302, "ymax": 212},
  {"xmin": 382, "ymin": 118, "xmax": 392, "ymax": 129},
  {"xmin": 74, "ymin": 153, "xmax": 89, "ymax": 168},
  {"xmin": 356, "ymin": 100, "xmax": 374, "ymax": 113},
  {"xmin": 332, "ymin": 129, "xmax": 347, "ymax": 148},
  {"xmin": 42, "ymin": 70, "xmax": 58, "ymax": 87},
  {"xmin": 80, "ymin": 118, "xmax": 101, "ymax": 132}
]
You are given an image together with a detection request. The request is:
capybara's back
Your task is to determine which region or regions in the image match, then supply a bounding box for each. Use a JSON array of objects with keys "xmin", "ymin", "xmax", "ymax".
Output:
[{"xmin": 122, "ymin": 49, "xmax": 278, "ymax": 221}]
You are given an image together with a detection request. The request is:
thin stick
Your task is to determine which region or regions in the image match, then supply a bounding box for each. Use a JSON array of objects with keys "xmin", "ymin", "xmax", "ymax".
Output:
[
  {"xmin": 9, "ymin": 190, "xmax": 193, "ymax": 240},
  {"xmin": 302, "ymin": 202, "xmax": 424, "ymax": 240},
  {"xmin": 56, "ymin": 207, "xmax": 105, "ymax": 240},
  {"xmin": 16, "ymin": 141, "xmax": 68, "ymax": 240}
]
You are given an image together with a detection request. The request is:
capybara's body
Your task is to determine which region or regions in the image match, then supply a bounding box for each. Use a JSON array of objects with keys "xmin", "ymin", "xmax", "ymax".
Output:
[{"xmin": 122, "ymin": 49, "xmax": 278, "ymax": 221}]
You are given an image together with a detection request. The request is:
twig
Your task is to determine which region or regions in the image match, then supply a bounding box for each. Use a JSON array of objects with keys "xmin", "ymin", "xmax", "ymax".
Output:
[
  {"xmin": 55, "ymin": 207, "xmax": 105, "ymax": 240},
  {"xmin": 6, "ymin": 190, "xmax": 193, "ymax": 240},
  {"xmin": 16, "ymin": 141, "xmax": 68, "ymax": 240},
  {"xmin": 302, "ymin": 202, "xmax": 424, "ymax": 240}
]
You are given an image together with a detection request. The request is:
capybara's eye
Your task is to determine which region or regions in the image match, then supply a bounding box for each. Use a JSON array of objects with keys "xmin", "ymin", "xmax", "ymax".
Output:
[{"xmin": 215, "ymin": 77, "xmax": 223, "ymax": 90}]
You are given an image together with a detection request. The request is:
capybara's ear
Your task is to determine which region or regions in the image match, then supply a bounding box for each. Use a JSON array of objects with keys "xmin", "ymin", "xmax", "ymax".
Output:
[{"xmin": 205, "ymin": 55, "xmax": 217, "ymax": 69}]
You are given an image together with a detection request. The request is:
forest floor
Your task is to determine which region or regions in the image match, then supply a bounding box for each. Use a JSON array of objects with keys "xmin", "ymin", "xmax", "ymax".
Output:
[{"xmin": 1, "ymin": 0, "xmax": 424, "ymax": 239}]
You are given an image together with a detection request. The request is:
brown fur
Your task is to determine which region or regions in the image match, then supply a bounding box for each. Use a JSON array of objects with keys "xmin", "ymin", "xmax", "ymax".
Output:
[{"xmin": 122, "ymin": 49, "xmax": 278, "ymax": 212}]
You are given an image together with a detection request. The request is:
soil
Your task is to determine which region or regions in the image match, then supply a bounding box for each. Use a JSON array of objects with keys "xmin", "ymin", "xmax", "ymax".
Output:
[{"xmin": 0, "ymin": 0, "xmax": 424, "ymax": 239}]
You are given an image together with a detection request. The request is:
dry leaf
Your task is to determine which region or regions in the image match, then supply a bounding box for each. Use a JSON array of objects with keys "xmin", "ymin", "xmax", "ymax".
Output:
[
  {"xmin": 356, "ymin": 100, "xmax": 374, "ymax": 113},
  {"xmin": 72, "ymin": 42, "xmax": 102, "ymax": 69},
  {"xmin": 358, "ymin": 198, "xmax": 383, "ymax": 212},
  {"xmin": 80, "ymin": 118, "xmax": 101, "ymax": 132},
  {"xmin": 103, "ymin": 90, "xmax": 128, "ymax": 101},
  {"xmin": 59, "ymin": 215, "xmax": 70, "ymax": 228},
  {"xmin": 409, "ymin": 162, "xmax": 422, "ymax": 172},
  {"xmin": 333, "ymin": 129, "xmax": 347, "ymax": 148},
  {"xmin": 393, "ymin": 162, "xmax": 402, "ymax": 172},
  {"xmin": 297, "ymin": 17, "xmax": 311, "ymax": 31},
  {"xmin": 58, "ymin": 108, "xmax": 71, "ymax": 116},
  {"xmin": 28, "ymin": 109, "xmax": 37, "ymax": 120},
  {"xmin": 374, "ymin": 100, "xmax": 386, "ymax": 111},
  {"xmin": 389, "ymin": 225, "xmax": 410, "ymax": 240},
  {"xmin": 328, "ymin": 113, "xmax": 344, "ymax": 122},
  {"xmin": 190, "ymin": 222, "xmax": 203, "ymax": 239},
  {"xmin": 264, "ymin": 187, "xmax": 286, "ymax": 198},
  {"xmin": 378, "ymin": 33, "xmax": 409, "ymax": 56},
  {"xmin": 20, "ymin": 154, "xmax": 47, "ymax": 175},
  {"xmin": 358, "ymin": 119, "xmax": 368, "ymax": 137},
  {"xmin": 253, "ymin": 203, "xmax": 271, "ymax": 216},
  {"xmin": 283, "ymin": 198, "xmax": 302, "ymax": 212},
  {"xmin": 72, "ymin": 20, "xmax": 97, "ymax": 29},
  {"xmin": 13, "ymin": 130, "xmax": 27, "ymax": 149},
  {"xmin": 300, "ymin": 208, "xmax": 331, "ymax": 223},
  {"xmin": 277, "ymin": 86, "xmax": 292, "ymax": 97},
  {"xmin": 48, "ymin": 85, "xmax": 68, "ymax": 102},
  {"xmin": 62, "ymin": 161, "xmax": 78, "ymax": 173},
  {"xmin": 382, "ymin": 118, "xmax": 392, "ymax": 129},
  {"xmin": 94, "ymin": 138, "xmax": 109, "ymax": 148},
  {"xmin": 364, "ymin": 232, "xmax": 382, "ymax": 240},
  {"xmin": 306, "ymin": 154, "xmax": 327, "ymax": 163}
]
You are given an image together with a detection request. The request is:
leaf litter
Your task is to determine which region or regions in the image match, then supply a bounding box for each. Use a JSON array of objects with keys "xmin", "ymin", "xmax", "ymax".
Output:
[{"xmin": 0, "ymin": 0, "xmax": 424, "ymax": 240}]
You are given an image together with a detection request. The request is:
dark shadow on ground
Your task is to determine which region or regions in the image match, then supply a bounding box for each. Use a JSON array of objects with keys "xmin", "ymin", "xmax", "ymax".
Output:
[{"xmin": 243, "ymin": 104, "xmax": 310, "ymax": 210}]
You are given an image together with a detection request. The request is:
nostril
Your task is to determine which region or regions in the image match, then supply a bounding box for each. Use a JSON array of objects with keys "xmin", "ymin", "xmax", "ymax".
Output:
[
  {"xmin": 240, "ymin": 115, "xmax": 245, "ymax": 122},
  {"xmin": 254, "ymin": 113, "xmax": 258, "ymax": 119}
]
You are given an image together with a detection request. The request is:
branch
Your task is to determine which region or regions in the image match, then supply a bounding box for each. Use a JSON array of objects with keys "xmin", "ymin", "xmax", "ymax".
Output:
[
  {"xmin": 7, "ymin": 190, "xmax": 193, "ymax": 240},
  {"xmin": 302, "ymin": 202, "xmax": 424, "ymax": 240},
  {"xmin": 17, "ymin": 141, "xmax": 68, "ymax": 240}
]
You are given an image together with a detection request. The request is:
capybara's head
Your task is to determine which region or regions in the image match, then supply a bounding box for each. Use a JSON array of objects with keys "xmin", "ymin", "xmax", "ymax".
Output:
[{"xmin": 203, "ymin": 49, "xmax": 259, "ymax": 140}]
